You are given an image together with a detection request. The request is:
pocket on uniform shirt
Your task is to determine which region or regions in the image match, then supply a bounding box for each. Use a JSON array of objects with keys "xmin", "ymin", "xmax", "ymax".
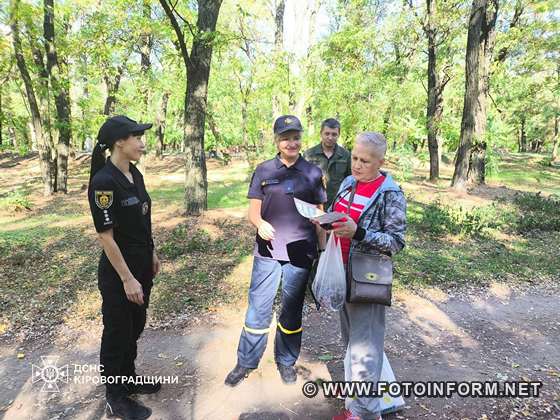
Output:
[{"xmin": 283, "ymin": 179, "xmax": 295, "ymax": 194}]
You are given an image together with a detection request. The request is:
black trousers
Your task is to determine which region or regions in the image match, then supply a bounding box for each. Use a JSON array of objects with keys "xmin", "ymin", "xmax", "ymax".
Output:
[{"xmin": 98, "ymin": 249, "xmax": 153, "ymax": 397}]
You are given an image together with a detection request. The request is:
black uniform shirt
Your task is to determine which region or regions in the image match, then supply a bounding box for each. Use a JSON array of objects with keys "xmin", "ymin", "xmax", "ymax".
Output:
[
  {"xmin": 88, "ymin": 159, "xmax": 153, "ymax": 254},
  {"xmin": 248, "ymin": 154, "xmax": 327, "ymax": 264}
]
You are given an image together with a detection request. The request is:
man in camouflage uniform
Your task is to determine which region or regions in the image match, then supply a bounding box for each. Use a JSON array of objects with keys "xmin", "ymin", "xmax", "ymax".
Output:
[{"xmin": 304, "ymin": 118, "xmax": 352, "ymax": 208}]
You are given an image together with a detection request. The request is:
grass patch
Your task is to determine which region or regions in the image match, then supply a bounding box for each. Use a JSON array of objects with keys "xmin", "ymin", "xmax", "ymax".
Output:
[
  {"xmin": 208, "ymin": 180, "xmax": 247, "ymax": 209},
  {"xmin": 150, "ymin": 165, "xmax": 248, "ymax": 209},
  {"xmin": 394, "ymin": 230, "xmax": 560, "ymax": 288},
  {"xmin": 0, "ymin": 188, "xmax": 32, "ymax": 212},
  {"xmin": 150, "ymin": 218, "xmax": 254, "ymax": 319},
  {"xmin": 487, "ymin": 153, "xmax": 560, "ymax": 195},
  {"xmin": 510, "ymin": 192, "xmax": 560, "ymax": 233},
  {"xmin": 409, "ymin": 200, "xmax": 502, "ymax": 237},
  {"xmin": 396, "ymin": 191, "xmax": 560, "ymax": 288}
]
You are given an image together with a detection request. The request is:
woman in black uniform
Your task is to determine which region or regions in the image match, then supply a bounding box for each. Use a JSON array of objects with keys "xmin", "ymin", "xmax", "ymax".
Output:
[{"xmin": 88, "ymin": 116, "xmax": 161, "ymax": 420}]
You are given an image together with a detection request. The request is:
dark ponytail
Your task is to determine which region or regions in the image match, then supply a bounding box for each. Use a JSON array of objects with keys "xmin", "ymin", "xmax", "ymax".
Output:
[{"xmin": 89, "ymin": 143, "xmax": 109, "ymax": 184}]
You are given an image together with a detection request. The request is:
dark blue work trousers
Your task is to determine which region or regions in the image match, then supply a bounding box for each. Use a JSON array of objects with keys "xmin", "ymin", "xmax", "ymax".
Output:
[{"xmin": 237, "ymin": 256, "xmax": 310, "ymax": 368}]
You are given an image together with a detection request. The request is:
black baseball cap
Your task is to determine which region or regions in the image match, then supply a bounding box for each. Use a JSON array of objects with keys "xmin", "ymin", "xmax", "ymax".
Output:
[
  {"xmin": 273, "ymin": 115, "xmax": 303, "ymax": 135},
  {"xmin": 97, "ymin": 115, "xmax": 153, "ymax": 146}
]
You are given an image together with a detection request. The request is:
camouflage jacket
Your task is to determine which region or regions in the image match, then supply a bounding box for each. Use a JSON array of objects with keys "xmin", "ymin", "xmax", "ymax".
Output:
[
  {"xmin": 328, "ymin": 171, "xmax": 407, "ymax": 257},
  {"xmin": 304, "ymin": 143, "xmax": 352, "ymax": 208}
]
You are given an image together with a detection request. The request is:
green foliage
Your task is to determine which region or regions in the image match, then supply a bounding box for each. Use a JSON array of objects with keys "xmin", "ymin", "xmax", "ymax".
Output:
[
  {"xmin": 0, "ymin": 188, "xmax": 32, "ymax": 212},
  {"xmin": 410, "ymin": 200, "xmax": 502, "ymax": 237},
  {"xmin": 160, "ymin": 226, "xmax": 212, "ymax": 258},
  {"xmin": 511, "ymin": 192, "xmax": 560, "ymax": 233},
  {"xmin": 1, "ymin": 0, "xmax": 557, "ymax": 179},
  {"xmin": 409, "ymin": 190, "xmax": 560, "ymax": 239}
]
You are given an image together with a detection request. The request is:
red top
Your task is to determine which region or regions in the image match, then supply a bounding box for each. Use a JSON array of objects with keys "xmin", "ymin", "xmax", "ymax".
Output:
[{"xmin": 333, "ymin": 175, "xmax": 385, "ymax": 263}]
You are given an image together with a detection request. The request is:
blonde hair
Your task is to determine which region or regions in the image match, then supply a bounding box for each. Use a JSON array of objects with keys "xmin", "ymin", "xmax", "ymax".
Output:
[{"xmin": 356, "ymin": 132, "xmax": 387, "ymax": 158}]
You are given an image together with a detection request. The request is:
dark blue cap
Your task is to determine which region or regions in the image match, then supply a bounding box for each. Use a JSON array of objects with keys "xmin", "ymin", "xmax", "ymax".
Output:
[
  {"xmin": 273, "ymin": 115, "xmax": 303, "ymax": 135},
  {"xmin": 97, "ymin": 115, "xmax": 153, "ymax": 147}
]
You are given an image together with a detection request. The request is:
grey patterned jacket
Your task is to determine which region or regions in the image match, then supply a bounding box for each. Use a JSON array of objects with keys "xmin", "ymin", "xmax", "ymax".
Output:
[{"xmin": 328, "ymin": 171, "xmax": 407, "ymax": 257}]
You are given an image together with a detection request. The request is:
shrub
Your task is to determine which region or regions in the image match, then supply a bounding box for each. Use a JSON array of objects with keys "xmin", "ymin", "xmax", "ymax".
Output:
[
  {"xmin": 512, "ymin": 192, "xmax": 560, "ymax": 233},
  {"xmin": 414, "ymin": 200, "xmax": 502, "ymax": 237}
]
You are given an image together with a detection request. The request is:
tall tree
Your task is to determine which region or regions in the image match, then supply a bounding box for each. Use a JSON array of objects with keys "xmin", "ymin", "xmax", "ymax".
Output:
[
  {"xmin": 155, "ymin": 91, "xmax": 170, "ymax": 158},
  {"xmin": 159, "ymin": 0, "xmax": 223, "ymax": 215},
  {"xmin": 408, "ymin": 0, "xmax": 455, "ymax": 180},
  {"xmin": 452, "ymin": 0, "xmax": 499, "ymax": 189},
  {"xmin": 272, "ymin": 0, "xmax": 285, "ymax": 118},
  {"xmin": 103, "ymin": 65, "xmax": 124, "ymax": 116},
  {"xmin": 552, "ymin": 63, "xmax": 560, "ymax": 164},
  {"xmin": 140, "ymin": 0, "xmax": 153, "ymax": 117},
  {"xmin": 10, "ymin": 0, "xmax": 54, "ymax": 195},
  {"xmin": 44, "ymin": 0, "xmax": 72, "ymax": 193}
]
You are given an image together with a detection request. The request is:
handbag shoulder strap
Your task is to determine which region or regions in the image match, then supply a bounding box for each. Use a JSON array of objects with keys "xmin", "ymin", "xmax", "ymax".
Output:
[{"xmin": 345, "ymin": 184, "xmax": 357, "ymax": 215}]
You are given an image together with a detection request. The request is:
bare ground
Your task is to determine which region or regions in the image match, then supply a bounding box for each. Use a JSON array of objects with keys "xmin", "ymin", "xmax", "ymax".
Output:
[{"xmin": 1, "ymin": 280, "xmax": 559, "ymax": 420}]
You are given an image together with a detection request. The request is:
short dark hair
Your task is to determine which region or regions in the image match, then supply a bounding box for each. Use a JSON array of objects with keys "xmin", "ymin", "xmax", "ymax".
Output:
[{"xmin": 320, "ymin": 118, "xmax": 340, "ymax": 132}]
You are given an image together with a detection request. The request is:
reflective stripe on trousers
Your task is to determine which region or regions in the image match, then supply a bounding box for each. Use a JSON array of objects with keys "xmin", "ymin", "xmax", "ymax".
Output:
[{"xmin": 236, "ymin": 256, "xmax": 309, "ymax": 368}]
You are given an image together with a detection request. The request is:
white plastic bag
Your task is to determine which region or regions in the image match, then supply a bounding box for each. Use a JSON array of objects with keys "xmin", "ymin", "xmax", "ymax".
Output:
[
  {"xmin": 312, "ymin": 234, "xmax": 346, "ymax": 311},
  {"xmin": 379, "ymin": 352, "xmax": 406, "ymax": 414}
]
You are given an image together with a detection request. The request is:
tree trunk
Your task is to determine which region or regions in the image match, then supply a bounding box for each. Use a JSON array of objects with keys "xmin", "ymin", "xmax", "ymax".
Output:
[
  {"xmin": 9, "ymin": 126, "xmax": 17, "ymax": 148},
  {"xmin": 519, "ymin": 116, "xmax": 527, "ymax": 152},
  {"xmin": 467, "ymin": 0, "xmax": 498, "ymax": 185},
  {"xmin": 160, "ymin": 0, "xmax": 222, "ymax": 215},
  {"xmin": 552, "ymin": 114, "xmax": 559, "ymax": 163},
  {"xmin": 184, "ymin": 71, "xmax": 210, "ymax": 213},
  {"xmin": 136, "ymin": 0, "xmax": 152, "ymax": 173},
  {"xmin": 11, "ymin": 0, "xmax": 53, "ymax": 195},
  {"xmin": 382, "ymin": 104, "xmax": 392, "ymax": 138},
  {"xmin": 25, "ymin": 18, "xmax": 57, "ymax": 188},
  {"xmin": 452, "ymin": 0, "xmax": 498, "ymax": 189},
  {"xmin": 469, "ymin": 141, "xmax": 486, "ymax": 184},
  {"xmin": 103, "ymin": 67, "xmax": 123, "ymax": 116},
  {"xmin": 141, "ymin": 0, "xmax": 152, "ymax": 118},
  {"xmin": 44, "ymin": 0, "xmax": 72, "ymax": 193},
  {"xmin": 425, "ymin": 0, "xmax": 447, "ymax": 182},
  {"xmin": 552, "ymin": 66, "xmax": 559, "ymax": 163},
  {"xmin": 0, "ymin": 88, "xmax": 3, "ymax": 147},
  {"xmin": 272, "ymin": 0, "xmax": 285, "ymax": 118},
  {"xmin": 155, "ymin": 92, "xmax": 170, "ymax": 159}
]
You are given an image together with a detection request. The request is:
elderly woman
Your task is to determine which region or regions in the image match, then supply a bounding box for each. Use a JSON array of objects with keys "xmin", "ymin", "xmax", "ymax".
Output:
[
  {"xmin": 225, "ymin": 115, "xmax": 327, "ymax": 386},
  {"xmin": 326, "ymin": 132, "xmax": 407, "ymax": 420}
]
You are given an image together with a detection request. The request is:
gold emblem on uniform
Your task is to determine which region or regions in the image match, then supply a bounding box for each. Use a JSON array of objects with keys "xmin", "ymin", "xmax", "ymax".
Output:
[
  {"xmin": 322, "ymin": 175, "xmax": 327, "ymax": 189},
  {"xmin": 284, "ymin": 117, "xmax": 293, "ymax": 125},
  {"xmin": 142, "ymin": 202, "xmax": 149, "ymax": 215},
  {"xmin": 95, "ymin": 190, "xmax": 114, "ymax": 209}
]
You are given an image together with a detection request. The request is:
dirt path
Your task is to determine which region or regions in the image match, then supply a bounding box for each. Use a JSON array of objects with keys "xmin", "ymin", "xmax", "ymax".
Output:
[{"xmin": 1, "ymin": 282, "xmax": 558, "ymax": 420}]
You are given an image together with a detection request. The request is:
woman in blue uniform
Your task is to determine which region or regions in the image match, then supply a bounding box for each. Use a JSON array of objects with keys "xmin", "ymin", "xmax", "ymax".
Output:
[
  {"xmin": 225, "ymin": 115, "xmax": 327, "ymax": 386},
  {"xmin": 88, "ymin": 116, "xmax": 161, "ymax": 420}
]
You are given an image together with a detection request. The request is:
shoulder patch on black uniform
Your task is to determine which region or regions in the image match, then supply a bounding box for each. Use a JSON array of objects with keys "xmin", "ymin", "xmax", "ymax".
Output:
[{"xmin": 95, "ymin": 190, "xmax": 114, "ymax": 209}]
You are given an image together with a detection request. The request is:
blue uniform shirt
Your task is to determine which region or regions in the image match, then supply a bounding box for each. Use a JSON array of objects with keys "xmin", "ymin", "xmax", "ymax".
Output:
[{"xmin": 248, "ymin": 154, "xmax": 327, "ymax": 265}]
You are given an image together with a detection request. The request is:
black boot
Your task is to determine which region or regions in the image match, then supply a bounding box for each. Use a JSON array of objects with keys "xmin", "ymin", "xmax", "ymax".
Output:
[
  {"xmin": 125, "ymin": 376, "xmax": 162, "ymax": 395},
  {"xmin": 224, "ymin": 364, "xmax": 254, "ymax": 387},
  {"xmin": 106, "ymin": 394, "xmax": 152, "ymax": 420},
  {"xmin": 276, "ymin": 363, "xmax": 297, "ymax": 384}
]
